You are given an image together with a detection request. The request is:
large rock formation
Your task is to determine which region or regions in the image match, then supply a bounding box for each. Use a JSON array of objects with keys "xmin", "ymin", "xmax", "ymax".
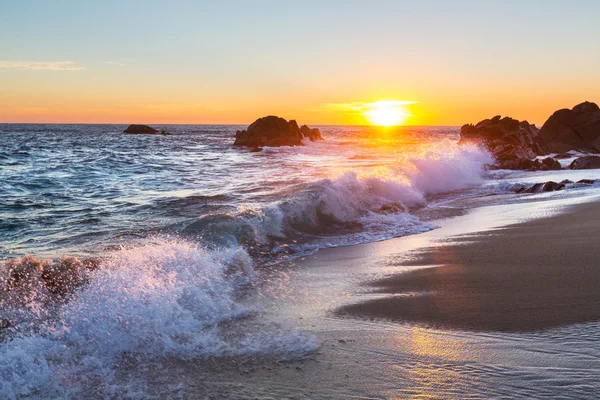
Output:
[
  {"xmin": 123, "ymin": 124, "xmax": 158, "ymax": 134},
  {"xmin": 459, "ymin": 116, "xmax": 547, "ymax": 169},
  {"xmin": 234, "ymin": 116, "xmax": 323, "ymax": 147},
  {"xmin": 538, "ymin": 102, "xmax": 600, "ymax": 153}
]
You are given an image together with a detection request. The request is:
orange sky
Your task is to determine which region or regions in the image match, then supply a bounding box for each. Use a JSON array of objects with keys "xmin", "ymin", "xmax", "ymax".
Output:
[{"xmin": 1, "ymin": 2, "xmax": 599, "ymax": 126}]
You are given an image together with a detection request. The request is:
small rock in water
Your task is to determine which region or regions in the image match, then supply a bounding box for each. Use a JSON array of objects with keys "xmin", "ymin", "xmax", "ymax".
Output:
[
  {"xmin": 0, "ymin": 319, "xmax": 11, "ymax": 330},
  {"xmin": 379, "ymin": 202, "xmax": 405, "ymax": 214},
  {"xmin": 569, "ymin": 156, "xmax": 600, "ymax": 170},
  {"xmin": 577, "ymin": 179, "xmax": 597, "ymax": 185}
]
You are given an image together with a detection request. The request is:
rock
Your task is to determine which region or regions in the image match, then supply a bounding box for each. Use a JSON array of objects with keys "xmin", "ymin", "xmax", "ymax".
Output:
[
  {"xmin": 233, "ymin": 116, "xmax": 323, "ymax": 147},
  {"xmin": 40, "ymin": 256, "xmax": 89, "ymax": 296},
  {"xmin": 249, "ymin": 147, "xmax": 263, "ymax": 152},
  {"xmin": 379, "ymin": 202, "xmax": 406, "ymax": 214},
  {"xmin": 4, "ymin": 255, "xmax": 43, "ymax": 291},
  {"xmin": 513, "ymin": 183, "xmax": 527, "ymax": 193},
  {"xmin": 459, "ymin": 116, "xmax": 544, "ymax": 169},
  {"xmin": 537, "ymin": 101, "xmax": 600, "ymax": 152},
  {"xmin": 3, "ymin": 255, "xmax": 98, "ymax": 296},
  {"xmin": 521, "ymin": 181, "xmax": 566, "ymax": 194},
  {"xmin": 0, "ymin": 319, "xmax": 10, "ymax": 341},
  {"xmin": 541, "ymin": 157, "xmax": 562, "ymax": 170},
  {"xmin": 123, "ymin": 124, "xmax": 158, "ymax": 134},
  {"xmin": 577, "ymin": 179, "xmax": 597, "ymax": 185},
  {"xmin": 299, "ymin": 125, "xmax": 324, "ymax": 141},
  {"xmin": 569, "ymin": 155, "xmax": 600, "ymax": 170}
]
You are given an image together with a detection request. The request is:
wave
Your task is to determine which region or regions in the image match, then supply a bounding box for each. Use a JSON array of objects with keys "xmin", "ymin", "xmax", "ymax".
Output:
[
  {"xmin": 181, "ymin": 143, "xmax": 493, "ymax": 256},
  {"xmin": 0, "ymin": 241, "xmax": 317, "ymax": 398}
]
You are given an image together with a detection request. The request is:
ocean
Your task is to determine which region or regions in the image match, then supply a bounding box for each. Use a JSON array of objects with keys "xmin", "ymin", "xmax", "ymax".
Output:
[{"xmin": 2, "ymin": 123, "xmax": 600, "ymax": 398}]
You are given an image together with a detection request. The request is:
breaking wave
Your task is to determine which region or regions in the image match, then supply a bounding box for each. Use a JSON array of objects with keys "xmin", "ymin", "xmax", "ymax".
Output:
[
  {"xmin": 182, "ymin": 144, "xmax": 493, "ymax": 255},
  {"xmin": 0, "ymin": 241, "xmax": 317, "ymax": 399}
]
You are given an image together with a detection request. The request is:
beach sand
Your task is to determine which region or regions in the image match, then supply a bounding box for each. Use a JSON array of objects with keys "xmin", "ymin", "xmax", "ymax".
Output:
[{"xmin": 337, "ymin": 201, "xmax": 600, "ymax": 332}]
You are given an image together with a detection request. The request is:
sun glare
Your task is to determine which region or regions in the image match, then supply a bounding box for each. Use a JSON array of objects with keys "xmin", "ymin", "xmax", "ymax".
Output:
[{"xmin": 364, "ymin": 100, "xmax": 410, "ymax": 127}]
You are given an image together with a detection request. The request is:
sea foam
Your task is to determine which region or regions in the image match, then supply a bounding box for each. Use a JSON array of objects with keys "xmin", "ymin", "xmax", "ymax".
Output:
[{"xmin": 0, "ymin": 241, "xmax": 317, "ymax": 399}]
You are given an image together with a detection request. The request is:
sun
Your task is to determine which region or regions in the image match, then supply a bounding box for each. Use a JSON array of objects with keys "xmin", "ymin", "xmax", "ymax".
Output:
[{"xmin": 364, "ymin": 100, "xmax": 410, "ymax": 127}]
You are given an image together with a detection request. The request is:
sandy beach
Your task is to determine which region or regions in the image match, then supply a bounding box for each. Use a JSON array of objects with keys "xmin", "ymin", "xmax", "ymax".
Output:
[{"xmin": 337, "ymin": 200, "xmax": 600, "ymax": 332}]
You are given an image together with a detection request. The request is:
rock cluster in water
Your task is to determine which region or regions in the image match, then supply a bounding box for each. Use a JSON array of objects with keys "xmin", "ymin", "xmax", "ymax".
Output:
[
  {"xmin": 234, "ymin": 116, "xmax": 323, "ymax": 148},
  {"xmin": 513, "ymin": 179, "xmax": 597, "ymax": 194},
  {"xmin": 460, "ymin": 101, "xmax": 600, "ymax": 171},
  {"xmin": 459, "ymin": 116, "xmax": 548, "ymax": 170}
]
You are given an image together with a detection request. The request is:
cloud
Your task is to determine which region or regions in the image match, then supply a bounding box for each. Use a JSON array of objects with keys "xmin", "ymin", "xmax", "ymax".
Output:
[
  {"xmin": 323, "ymin": 100, "xmax": 417, "ymax": 112},
  {"xmin": 104, "ymin": 61, "xmax": 127, "ymax": 67},
  {"xmin": 0, "ymin": 61, "xmax": 85, "ymax": 71}
]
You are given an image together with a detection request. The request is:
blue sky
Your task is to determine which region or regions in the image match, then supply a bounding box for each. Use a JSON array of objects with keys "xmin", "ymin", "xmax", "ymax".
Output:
[{"xmin": 1, "ymin": 0, "xmax": 599, "ymax": 124}]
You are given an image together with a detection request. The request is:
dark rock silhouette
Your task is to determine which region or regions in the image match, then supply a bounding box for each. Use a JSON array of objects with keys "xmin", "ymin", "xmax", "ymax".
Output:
[
  {"xmin": 514, "ymin": 178, "xmax": 596, "ymax": 194},
  {"xmin": 538, "ymin": 102, "xmax": 600, "ymax": 152},
  {"xmin": 516, "ymin": 181, "xmax": 567, "ymax": 194},
  {"xmin": 234, "ymin": 116, "xmax": 323, "ymax": 147},
  {"xmin": 459, "ymin": 116, "xmax": 547, "ymax": 169},
  {"xmin": 569, "ymin": 155, "xmax": 600, "ymax": 170},
  {"xmin": 123, "ymin": 124, "xmax": 158, "ymax": 134},
  {"xmin": 538, "ymin": 157, "xmax": 562, "ymax": 171},
  {"xmin": 577, "ymin": 179, "xmax": 597, "ymax": 185}
]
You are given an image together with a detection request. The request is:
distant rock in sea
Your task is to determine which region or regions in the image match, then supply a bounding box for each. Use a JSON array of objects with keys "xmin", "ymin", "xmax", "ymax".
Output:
[
  {"xmin": 123, "ymin": 124, "xmax": 158, "ymax": 134},
  {"xmin": 459, "ymin": 115, "xmax": 548, "ymax": 170},
  {"xmin": 538, "ymin": 102, "xmax": 600, "ymax": 153},
  {"xmin": 234, "ymin": 116, "xmax": 323, "ymax": 147}
]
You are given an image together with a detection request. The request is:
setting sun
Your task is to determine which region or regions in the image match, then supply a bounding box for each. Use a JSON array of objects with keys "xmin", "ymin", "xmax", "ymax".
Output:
[{"xmin": 364, "ymin": 101, "xmax": 410, "ymax": 127}]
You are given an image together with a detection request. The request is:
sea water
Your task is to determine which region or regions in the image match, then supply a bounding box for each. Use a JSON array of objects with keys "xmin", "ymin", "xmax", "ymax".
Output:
[{"xmin": 2, "ymin": 124, "xmax": 599, "ymax": 398}]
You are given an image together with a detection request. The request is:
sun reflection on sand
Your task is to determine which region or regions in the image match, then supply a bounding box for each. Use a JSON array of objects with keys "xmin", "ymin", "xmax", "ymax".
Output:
[{"xmin": 400, "ymin": 327, "xmax": 474, "ymax": 399}]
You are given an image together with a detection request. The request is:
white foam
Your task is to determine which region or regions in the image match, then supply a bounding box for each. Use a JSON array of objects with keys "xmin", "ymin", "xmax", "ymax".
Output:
[
  {"xmin": 251, "ymin": 142, "xmax": 492, "ymax": 243},
  {"xmin": 0, "ymin": 241, "xmax": 317, "ymax": 398}
]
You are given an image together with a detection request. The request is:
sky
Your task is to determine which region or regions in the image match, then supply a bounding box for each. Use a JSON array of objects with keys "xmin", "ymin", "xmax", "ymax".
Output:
[{"xmin": 0, "ymin": 0, "xmax": 599, "ymax": 125}]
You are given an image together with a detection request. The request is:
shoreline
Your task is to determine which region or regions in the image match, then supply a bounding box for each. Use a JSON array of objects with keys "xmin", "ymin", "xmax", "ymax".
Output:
[
  {"xmin": 151, "ymin": 194, "xmax": 600, "ymax": 398},
  {"xmin": 335, "ymin": 199, "xmax": 600, "ymax": 332}
]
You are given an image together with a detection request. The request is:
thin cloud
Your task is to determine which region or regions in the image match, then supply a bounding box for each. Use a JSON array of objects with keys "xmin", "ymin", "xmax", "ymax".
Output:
[
  {"xmin": 323, "ymin": 100, "xmax": 417, "ymax": 112},
  {"xmin": 0, "ymin": 61, "xmax": 85, "ymax": 71},
  {"xmin": 104, "ymin": 61, "xmax": 127, "ymax": 67}
]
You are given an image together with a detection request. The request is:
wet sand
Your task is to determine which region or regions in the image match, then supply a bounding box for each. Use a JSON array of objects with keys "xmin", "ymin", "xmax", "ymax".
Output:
[{"xmin": 337, "ymin": 201, "xmax": 600, "ymax": 332}]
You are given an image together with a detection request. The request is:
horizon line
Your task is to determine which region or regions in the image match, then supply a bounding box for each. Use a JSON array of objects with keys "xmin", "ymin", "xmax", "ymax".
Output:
[{"xmin": 0, "ymin": 121, "xmax": 466, "ymax": 128}]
